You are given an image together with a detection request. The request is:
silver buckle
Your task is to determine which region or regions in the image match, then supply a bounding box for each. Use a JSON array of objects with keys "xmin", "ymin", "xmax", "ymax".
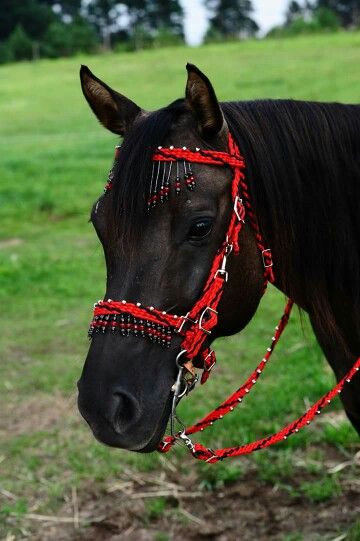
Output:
[
  {"xmin": 176, "ymin": 312, "xmax": 197, "ymax": 334},
  {"xmin": 261, "ymin": 249, "xmax": 273, "ymax": 268},
  {"xmin": 234, "ymin": 196, "xmax": 245, "ymax": 223},
  {"xmin": 199, "ymin": 307, "xmax": 218, "ymax": 335}
]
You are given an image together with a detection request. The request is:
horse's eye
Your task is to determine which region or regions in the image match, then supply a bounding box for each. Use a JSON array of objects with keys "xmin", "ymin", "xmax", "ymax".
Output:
[{"xmin": 188, "ymin": 218, "xmax": 214, "ymax": 240}]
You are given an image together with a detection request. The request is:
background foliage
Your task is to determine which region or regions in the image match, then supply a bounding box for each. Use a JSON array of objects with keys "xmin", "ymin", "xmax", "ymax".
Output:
[{"xmin": 0, "ymin": 0, "xmax": 359, "ymax": 63}]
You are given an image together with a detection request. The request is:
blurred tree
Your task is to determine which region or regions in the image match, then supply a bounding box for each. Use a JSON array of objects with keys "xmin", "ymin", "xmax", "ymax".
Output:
[
  {"xmin": 285, "ymin": 1, "xmax": 304, "ymax": 25},
  {"xmin": 0, "ymin": 0, "xmax": 55, "ymax": 41},
  {"xmin": 315, "ymin": 0, "xmax": 360, "ymax": 27},
  {"xmin": 204, "ymin": 0, "xmax": 259, "ymax": 40},
  {"xmin": 7, "ymin": 24, "xmax": 33, "ymax": 60}
]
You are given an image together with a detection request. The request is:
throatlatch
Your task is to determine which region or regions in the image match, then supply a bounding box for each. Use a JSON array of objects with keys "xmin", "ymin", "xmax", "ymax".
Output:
[{"xmin": 89, "ymin": 131, "xmax": 360, "ymax": 463}]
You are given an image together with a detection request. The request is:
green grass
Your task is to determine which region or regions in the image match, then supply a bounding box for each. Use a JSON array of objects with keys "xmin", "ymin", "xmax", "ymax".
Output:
[{"xmin": 0, "ymin": 32, "xmax": 359, "ymax": 538}]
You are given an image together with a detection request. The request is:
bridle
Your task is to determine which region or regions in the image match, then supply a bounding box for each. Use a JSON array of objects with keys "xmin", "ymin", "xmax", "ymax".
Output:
[{"xmin": 89, "ymin": 131, "xmax": 360, "ymax": 463}]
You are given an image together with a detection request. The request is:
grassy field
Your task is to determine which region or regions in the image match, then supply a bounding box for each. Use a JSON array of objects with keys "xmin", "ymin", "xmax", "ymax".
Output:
[{"xmin": 0, "ymin": 32, "xmax": 360, "ymax": 540}]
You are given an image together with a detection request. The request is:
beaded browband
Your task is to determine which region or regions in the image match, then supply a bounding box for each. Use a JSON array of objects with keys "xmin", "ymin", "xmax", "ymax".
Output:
[{"xmin": 88, "ymin": 131, "xmax": 360, "ymax": 463}]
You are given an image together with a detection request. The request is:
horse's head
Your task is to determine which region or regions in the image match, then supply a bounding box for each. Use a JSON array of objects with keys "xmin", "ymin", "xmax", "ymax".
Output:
[{"xmin": 77, "ymin": 64, "xmax": 265, "ymax": 452}]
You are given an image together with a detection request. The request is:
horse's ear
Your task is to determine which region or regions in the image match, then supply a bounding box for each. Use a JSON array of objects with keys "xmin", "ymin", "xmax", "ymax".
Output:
[
  {"xmin": 185, "ymin": 63, "xmax": 226, "ymax": 138},
  {"xmin": 80, "ymin": 65, "xmax": 142, "ymax": 136}
]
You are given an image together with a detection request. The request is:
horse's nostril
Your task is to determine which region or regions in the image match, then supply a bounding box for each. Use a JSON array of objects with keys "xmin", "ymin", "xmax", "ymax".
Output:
[{"xmin": 110, "ymin": 389, "xmax": 142, "ymax": 434}]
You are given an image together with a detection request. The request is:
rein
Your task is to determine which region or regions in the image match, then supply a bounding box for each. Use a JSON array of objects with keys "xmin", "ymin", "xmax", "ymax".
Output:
[{"xmin": 89, "ymin": 132, "xmax": 360, "ymax": 463}]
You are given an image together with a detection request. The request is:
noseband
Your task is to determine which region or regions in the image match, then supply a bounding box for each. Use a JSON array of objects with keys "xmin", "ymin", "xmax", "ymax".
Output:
[{"xmin": 88, "ymin": 132, "xmax": 360, "ymax": 463}]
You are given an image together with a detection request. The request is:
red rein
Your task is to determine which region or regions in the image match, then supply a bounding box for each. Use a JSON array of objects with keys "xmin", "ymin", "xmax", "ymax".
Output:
[{"xmin": 90, "ymin": 132, "xmax": 360, "ymax": 463}]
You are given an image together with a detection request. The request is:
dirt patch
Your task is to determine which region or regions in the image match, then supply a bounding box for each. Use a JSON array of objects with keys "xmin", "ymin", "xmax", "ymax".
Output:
[
  {"xmin": 32, "ymin": 451, "xmax": 360, "ymax": 541},
  {"xmin": 0, "ymin": 392, "xmax": 76, "ymax": 438}
]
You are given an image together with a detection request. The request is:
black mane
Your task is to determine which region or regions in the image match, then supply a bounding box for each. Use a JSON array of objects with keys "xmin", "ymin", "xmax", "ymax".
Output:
[{"xmin": 222, "ymin": 100, "xmax": 360, "ymax": 343}]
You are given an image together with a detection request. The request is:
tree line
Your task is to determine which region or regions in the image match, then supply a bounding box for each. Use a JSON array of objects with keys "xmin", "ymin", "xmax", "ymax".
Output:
[{"xmin": 0, "ymin": 0, "xmax": 359, "ymax": 64}]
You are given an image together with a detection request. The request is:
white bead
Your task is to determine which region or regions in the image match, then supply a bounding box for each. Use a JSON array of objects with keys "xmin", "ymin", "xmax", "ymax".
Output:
[
  {"xmin": 327, "ymin": 399, "xmax": 331, "ymax": 403},
  {"xmin": 283, "ymin": 436, "xmax": 287, "ymax": 440},
  {"xmin": 170, "ymin": 145, "xmax": 174, "ymax": 149},
  {"xmin": 162, "ymin": 311, "xmax": 166, "ymax": 315},
  {"xmin": 252, "ymin": 379, "xmax": 256, "ymax": 384},
  {"xmin": 306, "ymin": 421, "xmax": 310, "ymax": 424},
  {"xmin": 237, "ymin": 398, "xmax": 242, "ymax": 402},
  {"xmin": 107, "ymin": 298, "xmax": 112, "ymax": 302},
  {"xmin": 196, "ymin": 147, "xmax": 200, "ymax": 151},
  {"xmin": 263, "ymin": 358, "xmax": 267, "ymax": 363},
  {"xmin": 219, "ymin": 415, "xmax": 223, "ymax": 419},
  {"xmin": 210, "ymin": 421, "xmax": 213, "ymax": 425},
  {"xmin": 182, "ymin": 146, "xmax": 187, "ymax": 150},
  {"xmin": 346, "ymin": 378, "xmax": 351, "ymax": 383},
  {"xmin": 338, "ymin": 389, "xmax": 341, "ymax": 393},
  {"xmin": 149, "ymin": 306, "xmax": 154, "ymax": 311},
  {"xmin": 257, "ymin": 369, "xmax": 262, "ymax": 374},
  {"xmin": 121, "ymin": 300, "xmax": 126, "ymax": 304},
  {"xmin": 267, "ymin": 348, "xmax": 272, "ymax": 352},
  {"xmin": 174, "ymin": 315, "xmax": 178, "ymax": 319},
  {"xmin": 230, "ymin": 406, "xmax": 234, "ymax": 411},
  {"xmin": 295, "ymin": 428, "xmax": 299, "ymax": 433},
  {"xmin": 136, "ymin": 302, "xmax": 141, "ymax": 307},
  {"xmin": 245, "ymin": 388, "xmax": 249, "ymax": 393},
  {"xmin": 158, "ymin": 146, "xmax": 162, "ymax": 149}
]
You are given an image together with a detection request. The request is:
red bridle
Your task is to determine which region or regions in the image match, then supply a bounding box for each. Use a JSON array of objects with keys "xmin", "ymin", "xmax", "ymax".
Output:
[{"xmin": 89, "ymin": 132, "xmax": 360, "ymax": 463}]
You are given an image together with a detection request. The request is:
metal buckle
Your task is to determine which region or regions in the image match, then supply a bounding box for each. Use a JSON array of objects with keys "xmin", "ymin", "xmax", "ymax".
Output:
[
  {"xmin": 234, "ymin": 195, "xmax": 245, "ymax": 223},
  {"xmin": 176, "ymin": 312, "xmax": 197, "ymax": 334},
  {"xmin": 214, "ymin": 243, "xmax": 233, "ymax": 282},
  {"xmin": 198, "ymin": 307, "xmax": 218, "ymax": 335},
  {"xmin": 261, "ymin": 248, "xmax": 273, "ymax": 268}
]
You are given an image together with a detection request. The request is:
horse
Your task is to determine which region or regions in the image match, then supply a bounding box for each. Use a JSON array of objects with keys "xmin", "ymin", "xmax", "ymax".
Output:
[{"xmin": 77, "ymin": 63, "xmax": 360, "ymax": 455}]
